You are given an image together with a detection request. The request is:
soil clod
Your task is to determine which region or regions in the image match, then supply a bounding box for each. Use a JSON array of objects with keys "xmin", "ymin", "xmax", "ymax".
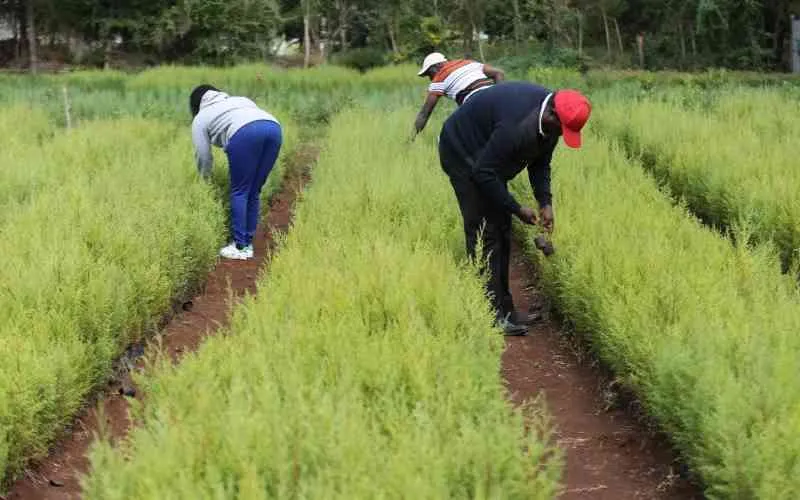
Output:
[
  {"xmin": 118, "ymin": 385, "xmax": 136, "ymax": 398},
  {"xmin": 534, "ymin": 235, "xmax": 555, "ymax": 256}
]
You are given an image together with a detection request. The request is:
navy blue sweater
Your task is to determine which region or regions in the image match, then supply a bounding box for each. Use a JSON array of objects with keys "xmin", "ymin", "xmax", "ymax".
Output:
[{"xmin": 440, "ymin": 81, "xmax": 558, "ymax": 215}]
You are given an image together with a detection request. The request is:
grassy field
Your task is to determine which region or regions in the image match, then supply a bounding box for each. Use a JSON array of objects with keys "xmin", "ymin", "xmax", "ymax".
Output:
[
  {"xmin": 0, "ymin": 106, "xmax": 55, "ymax": 211},
  {"xmin": 0, "ymin": 88, "xmax": 298, "ymax": 484},
  {"xmin": 511, "ymin": 132, "xmax": 800, "ymax": 498},
  {"xmin": 83, "ymin": 109, "xmax": 562, "ymax": 499},
  {"xmin": 0, "ymin": 62, "xmax": 798, "ymax": 497},
  {"xmin": 594, "ymin": 90, "xmax": 800, "ymax": 268},
  {"xmin": 0, "ymin": 119, "xmax": 225, "ymax": 478},
  {"xmin": 0, "ymin": 64, "xmax": 421, "ymax": 488}
]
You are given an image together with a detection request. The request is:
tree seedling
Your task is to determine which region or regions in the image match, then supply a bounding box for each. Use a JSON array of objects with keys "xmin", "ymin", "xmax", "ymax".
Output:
[{"xmin": 534, "ymin": 234, "xmax": 555, "ymax": 257}]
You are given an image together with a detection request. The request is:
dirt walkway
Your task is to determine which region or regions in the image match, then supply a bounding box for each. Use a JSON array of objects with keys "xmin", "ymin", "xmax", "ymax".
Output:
[
  {"xmin": 503, "ymin": 239, "xmax": 703, "ymax": 499},
  {"xmin": 5, "ymin": 149, "xmax": 315, "ymax": 500},
  {"xmin": 6, "ymin": 146, "xmax": 702, "ymax": 499}
]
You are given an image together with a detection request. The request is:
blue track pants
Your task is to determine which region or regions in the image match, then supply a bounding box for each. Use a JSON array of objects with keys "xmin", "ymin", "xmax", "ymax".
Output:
[{"xmin": 224, "ymin": 120, "xmax": 283, "ymax": 247}]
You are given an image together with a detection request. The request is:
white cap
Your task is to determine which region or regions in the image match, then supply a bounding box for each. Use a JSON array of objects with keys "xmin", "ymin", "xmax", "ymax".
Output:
[{"xmin": 417, "ymin": 52, "xmax": 447, "ymax": 76}]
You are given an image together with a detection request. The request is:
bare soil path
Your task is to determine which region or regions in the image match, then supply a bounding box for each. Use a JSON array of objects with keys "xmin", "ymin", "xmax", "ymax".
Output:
[
  {"xmin": 503, "ymin": 239, "xmax": 704, "ymax": 500},
  {"xmin": 6, "ymin": 146, "xmax": 705, "ymax": 500},
  {"xmin": 4, "ymin": 147, "xmax": 316, "ymax": 500}
]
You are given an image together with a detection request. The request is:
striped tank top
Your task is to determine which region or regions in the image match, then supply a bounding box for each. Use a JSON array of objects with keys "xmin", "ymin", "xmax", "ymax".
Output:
[{"xmin": 428, "ymin": 60, "xmax": 494, "ymax": 105}]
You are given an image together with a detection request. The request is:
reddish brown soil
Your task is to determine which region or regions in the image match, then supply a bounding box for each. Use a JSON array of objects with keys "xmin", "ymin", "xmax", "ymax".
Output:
[
  {"xmin": 503, "ymin": 239, "xmax": 704, "ymax": 499},
  {"xmin": 4, "ymin": 149, "xmax": 315, "ymax": 500},
  {"xmin": 5, "ymin": 144, "xmax": 703, "ymax": 500}
]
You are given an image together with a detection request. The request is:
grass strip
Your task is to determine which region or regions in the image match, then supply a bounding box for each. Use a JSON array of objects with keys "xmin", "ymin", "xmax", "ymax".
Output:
[
  {"xmin": 0, "ymin": 112, "xmax": 293, "ymax": 485},
  {"xmin": 512, "ymin": 133, "xmax": 800, "ymax": 499},
  {"xmin": 594, "ymin": 98, "xmax": 800, "ymax": 267},
  {"xmin": 84, "ymin": 108, "xmax": 562, "ymax": 499}
]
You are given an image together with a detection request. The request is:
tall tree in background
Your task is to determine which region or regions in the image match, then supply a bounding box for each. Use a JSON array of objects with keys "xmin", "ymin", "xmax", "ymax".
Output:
[
  {"xmin": 0, "ymin": 0, "xmax": 797, "ymax": 70},
  {"xmin": 25, "ymin": 0, "xmax": 35, "ymax": 73},
  {"xmin": 454, "ymin": 0, "xmax": 488, "ymax": 58},
  {"xmin": 146, "ymin": 0, "xmax": 282, "ymax": 63},
  {"xmin": 595, "ymin": 0, "xmax": 626, "ymax": 59},
  {"xmin": 511, "ymin": 0, "xmax": 523, "ymax": 48},
  {"xmin": 333, "ymin": 0, "xmax": 351, "ymax": 49},
  {"xmin": 302, "ymin": 0, "xmax": 315, "ymax": 67},
  {"xmin": 375, "ymin": 1, "xmax": 409, "ymax": 55}
]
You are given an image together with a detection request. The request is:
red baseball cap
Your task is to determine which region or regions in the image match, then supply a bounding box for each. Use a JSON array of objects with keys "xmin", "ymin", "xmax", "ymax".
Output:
[{"xmin": 553, "ymin": 90, "xmax": 592, "ymax": 149}]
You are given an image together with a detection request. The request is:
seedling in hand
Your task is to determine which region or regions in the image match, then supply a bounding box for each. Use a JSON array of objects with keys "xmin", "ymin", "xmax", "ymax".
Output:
[{"xmin": 534, "ymin": 234, "xmax": 555, "ymax": 257}]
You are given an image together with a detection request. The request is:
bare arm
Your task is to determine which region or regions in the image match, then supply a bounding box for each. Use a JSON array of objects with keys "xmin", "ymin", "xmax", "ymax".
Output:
[
  {"xmin": 414, "ymin": 93, "xmax": 441, "ymax": 135},
  {"xmin": 483, "ymin": 64, "xmax": 506, "ymax": 83}
]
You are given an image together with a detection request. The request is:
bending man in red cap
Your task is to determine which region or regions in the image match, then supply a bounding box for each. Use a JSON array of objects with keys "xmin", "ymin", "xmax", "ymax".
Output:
[{"xmin": 437, "ymin": 81, "xmax": 591, "ymax": 335}]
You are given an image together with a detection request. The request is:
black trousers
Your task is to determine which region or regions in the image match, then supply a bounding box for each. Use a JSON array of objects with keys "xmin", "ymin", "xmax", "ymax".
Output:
[{"xmin": 439, "ymin": 137, "xmax": 514, "ymax": 319}]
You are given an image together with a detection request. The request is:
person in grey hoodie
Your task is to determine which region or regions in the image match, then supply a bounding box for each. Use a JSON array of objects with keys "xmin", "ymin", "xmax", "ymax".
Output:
[{"xmin": 190, "ymin": 84, "xmax": 283, "ymax": 260}]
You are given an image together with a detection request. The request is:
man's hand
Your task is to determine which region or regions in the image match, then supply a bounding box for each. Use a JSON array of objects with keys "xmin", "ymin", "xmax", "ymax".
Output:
[
  {"xmin": 517, "ymin": 206, "xmax": 539, "ymax": 225},
  {"xmin": 540, "ymin": 205, "xmax": 554, "ymax": 233},
  {"xmin": 415, "ymin": 94, "xmax": 439, "ymax": 136},
  {"xmin": 413, "ymin": 114, "xmax": 427, "ymax": 136}
]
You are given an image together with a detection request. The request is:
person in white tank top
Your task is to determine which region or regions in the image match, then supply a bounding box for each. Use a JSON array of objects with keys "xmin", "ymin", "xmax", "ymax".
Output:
[{"xmin": 412, "ymin": 52, "xmax": 506, "ymax": 140}]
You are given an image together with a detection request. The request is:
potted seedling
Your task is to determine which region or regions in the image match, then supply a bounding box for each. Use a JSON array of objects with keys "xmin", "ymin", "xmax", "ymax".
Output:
[{"xmin": 534, "ymin": 232, "xmax": 555, "ymax": 257}]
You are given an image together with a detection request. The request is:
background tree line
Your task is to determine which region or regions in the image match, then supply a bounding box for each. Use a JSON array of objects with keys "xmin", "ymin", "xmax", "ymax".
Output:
[{"xmin": 1, "ymin": 0, "xmax": 799, "ymax": 73}]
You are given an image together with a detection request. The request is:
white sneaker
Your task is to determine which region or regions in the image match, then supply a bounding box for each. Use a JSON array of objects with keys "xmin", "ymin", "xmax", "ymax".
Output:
[
  {"xmin": 242, "ymin": 245, "xmax": 254, "ymax": 259},
  {"xmin": 219, "ymin": 243, "xmax": 251, "ymax": 260}
]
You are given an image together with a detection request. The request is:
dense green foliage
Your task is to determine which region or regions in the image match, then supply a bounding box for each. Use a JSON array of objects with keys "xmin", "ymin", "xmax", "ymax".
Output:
[
  {"xmin": 512, "ymin": 133, "xmax": 800, "ymax": 498},
  {"xmin": 594, "ymin": 90, "xmax": 800, "ymax": 267},
  {"xmin": 83, "ymin": 108, "xmax": 562, "ymax": 499},
  {"xmin": 3, "ymin": 0, "xmax": 800, "ymax": 70},
  {"xmin": 0, "ymin": 119, "xmax": 225, "ymax": 479},
  {"xmin": 0, "ymin": 67, "xmax": 305, "ymax": 486},
  {"xmin": 0, "ymin": 61, "xmax": 799, "ymax": 498}
]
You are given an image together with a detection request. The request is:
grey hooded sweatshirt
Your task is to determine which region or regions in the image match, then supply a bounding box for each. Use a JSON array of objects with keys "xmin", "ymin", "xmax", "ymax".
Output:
[{"xmin": 191, "ymin": 90, "xmax": 279, "ymax": 178}]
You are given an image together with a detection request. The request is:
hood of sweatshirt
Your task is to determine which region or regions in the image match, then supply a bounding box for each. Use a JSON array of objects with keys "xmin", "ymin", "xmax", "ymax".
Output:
[{"xmin": 199, "ymin": 90, "xmax": 230, "ymax": 110}]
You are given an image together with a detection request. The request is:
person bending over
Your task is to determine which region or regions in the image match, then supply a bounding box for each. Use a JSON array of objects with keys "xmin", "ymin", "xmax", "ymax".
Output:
[
  {"xmin": 190, "ymin": 84, "xmax": 283, "ymax": 261},
  {"xmin": 413, "ymin": 52, "xmax": 505, "ymax": 138},
  {"xmin": 437, "ymin": 81, "xmax": 591, "ymax": 335}
]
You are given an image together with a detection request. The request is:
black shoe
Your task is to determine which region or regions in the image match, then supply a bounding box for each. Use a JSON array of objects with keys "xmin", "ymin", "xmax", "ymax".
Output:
[
  {"xmin": 495, "ymin": 315, "xmax": 529, "ymax": 336},
  {"xmin": 511, "ymin": 310, "xmax": 543, "ymax": 326}
]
